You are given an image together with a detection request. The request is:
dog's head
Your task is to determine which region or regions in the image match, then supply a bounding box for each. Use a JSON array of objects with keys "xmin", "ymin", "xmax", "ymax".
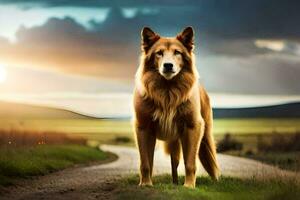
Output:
[{"xmin": 141, "ymin": 27, "xmax": 195, "ymax": 80}]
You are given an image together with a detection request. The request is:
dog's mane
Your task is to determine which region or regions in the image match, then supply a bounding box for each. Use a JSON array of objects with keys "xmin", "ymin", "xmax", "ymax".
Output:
[
  {"xmin": 135, "ymin": 50, "xmax": 198, "ymax": 138},
  {"xmin": 138, "ymin": 51, "xmax": 197, "ymax": 108}
]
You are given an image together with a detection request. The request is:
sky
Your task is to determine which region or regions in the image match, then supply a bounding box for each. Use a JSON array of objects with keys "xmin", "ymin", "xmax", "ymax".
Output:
[{"xmin": 0, "ymin": 0, "xmax": 300, "ymax": 117}]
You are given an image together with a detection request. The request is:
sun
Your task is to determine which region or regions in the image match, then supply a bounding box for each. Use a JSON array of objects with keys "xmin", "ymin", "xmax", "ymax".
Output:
[{"xmin": 0, "ymin": 64, "xmax": 7, "ymax": 83}]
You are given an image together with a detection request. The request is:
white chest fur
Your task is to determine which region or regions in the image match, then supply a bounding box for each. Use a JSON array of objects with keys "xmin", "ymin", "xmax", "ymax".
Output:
[{"xmin": 153, "ymin": 106, "xmax": 179, "ymax": 141}]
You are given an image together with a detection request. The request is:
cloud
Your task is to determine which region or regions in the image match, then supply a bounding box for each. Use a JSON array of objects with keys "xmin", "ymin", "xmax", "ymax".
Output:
[
  {"xmin": 2, "ymin": 1, "xmax": 300, "ymax": 43},
  {"xmin": 198, "ymin": 54, "xmax": 300, "ymax": 95},
  {"xmin": 0, "ymin": 3, "xmax": 300, "ymax": 95},
  {"xmin": 255, "ymin": 39, "xmax": 300, "ymax": 55},
  {"xmin": 0, "ymin": 16, "xmax": 140, "ymax": 80},
  {"xmin": 0, "ymin": 0, "xmax": 201, "ymax": 7},
  {"xmin": 255, "ymin": 40, "xmax": 285, "ymax": 52},
  {"xmin": 1, "ymin": 0, "xmax": 300, "ymax": 39},
  {"xmin": 200, "ymin": 38, "xmax": 273, "ymax": 56},
  {"xmin": 0, "ymin": 4, "xmax": 110, "ymax": 41}
]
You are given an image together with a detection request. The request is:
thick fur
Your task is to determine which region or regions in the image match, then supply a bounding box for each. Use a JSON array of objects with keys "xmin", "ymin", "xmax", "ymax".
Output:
[{"xmin": 134, "ymin": 27, "xmax": 220, "ymax": 188}]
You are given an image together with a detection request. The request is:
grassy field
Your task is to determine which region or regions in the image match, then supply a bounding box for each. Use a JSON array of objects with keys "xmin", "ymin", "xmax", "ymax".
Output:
[
  {"xmin": 0, "ymin": 145, "xmax": 110, "ymax": 186},
  {"xmin": 2, "ymin": 102, "xmax": 298, "ymax": 196},
  {"xmin": 0, "ymin": 119, "xmax": 132, "ymax": 144},
  {"xmin": 213, "ymin": 118, "xmax": 300, "ymax": 135},
  {"xmin": 113, "ymin": 175, "xmax": 300, "ymax": 200},
  {"xmin": 1, "ymin": 118, "xmax": 299, "ymax": 177},
  {"xmin": 1, "ymin": 118, "xmax": 300, "ymax": 144},
  {"xmin": 1, "ymin": 101, "xmax": 299, "ymax": 143}
]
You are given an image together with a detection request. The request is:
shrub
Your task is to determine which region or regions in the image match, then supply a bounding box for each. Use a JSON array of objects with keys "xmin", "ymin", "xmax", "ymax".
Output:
[
  {"xmin": 257, "ymin": 132, "xmax": 300, "ymax": 152},
  {"xmin": 114, "ymin": 136, "xmax": 131, "ymax": 143},
  {"xmin": 217, "ymin": 133, "xmax": 243, "ymax": 152}
]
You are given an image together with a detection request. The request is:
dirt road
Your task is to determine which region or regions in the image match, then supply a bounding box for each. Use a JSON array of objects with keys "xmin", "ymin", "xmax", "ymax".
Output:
[{"xmin": 1, "ymin": 145, "xmax": 298, "ymax": 200}]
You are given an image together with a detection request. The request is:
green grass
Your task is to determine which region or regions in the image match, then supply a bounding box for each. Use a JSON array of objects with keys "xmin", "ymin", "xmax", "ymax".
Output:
[
  {"xmin": 114, "ymin": 175, "xmax": 300, "ymax": 200},
  {"xmin": 0, "ymin": 145, "xmax": 109, "ymax": 186}
]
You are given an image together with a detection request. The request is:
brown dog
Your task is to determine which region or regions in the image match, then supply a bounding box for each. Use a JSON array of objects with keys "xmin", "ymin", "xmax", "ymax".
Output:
[{"xmin": 133, "ymin": 27, "xmax": 220, "ymax": 188}]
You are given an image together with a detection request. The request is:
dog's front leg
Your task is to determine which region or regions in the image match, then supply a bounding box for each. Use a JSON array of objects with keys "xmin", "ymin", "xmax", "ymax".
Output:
[
  {"xmin": 136, "ymin": 128, "xmax": 156, "ymax": 186},
  {"xmin": 180, "ymin": 123, "xmax": 202, "ymax": 188}
]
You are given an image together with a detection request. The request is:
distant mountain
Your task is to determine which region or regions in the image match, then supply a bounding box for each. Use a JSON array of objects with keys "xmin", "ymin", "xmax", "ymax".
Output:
[
  {"xmin": 213, "ymin": 102, "xmax": 300, "ymax": 118},
  {"xmin": 0, "ymin": 101, "xmax": 92, "ymax": 119}
]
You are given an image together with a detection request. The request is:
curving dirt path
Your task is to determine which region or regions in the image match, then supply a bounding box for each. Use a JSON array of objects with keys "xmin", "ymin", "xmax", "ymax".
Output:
[{"xmin": 1, "ymin": 145, "xmax": 299, "ymax": 200}]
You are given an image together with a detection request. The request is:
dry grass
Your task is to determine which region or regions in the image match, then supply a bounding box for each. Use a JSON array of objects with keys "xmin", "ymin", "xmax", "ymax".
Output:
[{"xmin": 0, "ymin": 129, "xmax": 86, "ymax": 147}]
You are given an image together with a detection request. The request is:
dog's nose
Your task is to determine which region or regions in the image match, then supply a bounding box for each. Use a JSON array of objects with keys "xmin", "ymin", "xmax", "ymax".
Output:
[{"xmin": 163, "ymin": 63, "xmax": 174, "ymax": 73}]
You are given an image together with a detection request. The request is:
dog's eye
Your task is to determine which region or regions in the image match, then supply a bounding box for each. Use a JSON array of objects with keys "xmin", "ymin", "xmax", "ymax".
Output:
[
  {"xmin": 156, "ymin": 50, "xmax": 163, "ymax": 56},
  {"xmin": 174, "ymin": 50, "xmax": 182, "ymax": 55}
]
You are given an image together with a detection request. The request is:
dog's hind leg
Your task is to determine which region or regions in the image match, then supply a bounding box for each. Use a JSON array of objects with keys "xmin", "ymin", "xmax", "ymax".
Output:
[{"xmin": 165, "ymin": 140, "xmax": 181, "ymax": 184}]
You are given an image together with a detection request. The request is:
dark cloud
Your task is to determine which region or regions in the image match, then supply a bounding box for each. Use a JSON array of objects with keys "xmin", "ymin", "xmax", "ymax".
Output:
[
  {"xmin": 1, "ymin": 0, "xmax": 300, "ymax": 40},
  {"xmin": 0, "ymin": 0, "xmax": 201, "ymax": 7},
  {"xmin": 85, "ymin": 7, "xmax": 300, "ymax": 57},
  {"xmin": 0, "ymin": 2, "xmax": 300, "ymax": 94}
]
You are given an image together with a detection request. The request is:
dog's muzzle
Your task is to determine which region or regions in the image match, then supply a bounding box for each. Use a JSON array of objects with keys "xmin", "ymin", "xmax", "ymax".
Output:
[{"xmin": 163, "ymin": 63, "xmax": 174, "ymax": 74}]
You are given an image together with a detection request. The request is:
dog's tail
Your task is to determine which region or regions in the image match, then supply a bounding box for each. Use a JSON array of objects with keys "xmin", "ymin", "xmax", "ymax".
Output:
[
  {"xmin": 199, "ymin": 125, "xmax": 220, "ymax": 180},
  {"xmin": 199, "ymin": 86, "xmax": 220, "ymax": 180}
]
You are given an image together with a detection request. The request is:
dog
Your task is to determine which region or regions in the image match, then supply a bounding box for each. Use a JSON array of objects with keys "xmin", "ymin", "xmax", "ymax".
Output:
[{"xmin": 133, "ymin": 27, "xmax": 220, "ymax": 188}]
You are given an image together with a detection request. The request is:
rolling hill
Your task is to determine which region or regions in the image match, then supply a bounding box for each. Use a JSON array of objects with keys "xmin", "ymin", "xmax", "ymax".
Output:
[{"xmin": 0, "ymin": 101, "xmax": 91, "ymax": 119}]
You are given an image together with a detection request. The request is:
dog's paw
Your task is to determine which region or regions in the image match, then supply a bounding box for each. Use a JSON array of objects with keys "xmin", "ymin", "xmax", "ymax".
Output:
[
  {"xmin": 139, "ymin": 181, "xmax": 153, "ymax": 187},
  {"xmin": 183, "ymin": 182, "xmax": 195, "ymax": 189}
]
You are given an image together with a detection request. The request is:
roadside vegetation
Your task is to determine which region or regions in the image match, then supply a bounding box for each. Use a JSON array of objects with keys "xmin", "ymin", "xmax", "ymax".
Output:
[
  {"xmin": 217, "ymin": 132, "xmax": 300, "ymax": 171},
  {"xmin": 0, "ymin": 130, "xmax": 111, "ymax": 186}
]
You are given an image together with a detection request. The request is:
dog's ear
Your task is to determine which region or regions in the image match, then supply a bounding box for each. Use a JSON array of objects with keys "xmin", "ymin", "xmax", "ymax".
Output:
[
  {"xmin": 141, "ymin": 27, "xmax": 160, "ymax": 52},
  {"xmin": 177, "ymin": 27, "xmax": 194, "ymax": 52}
]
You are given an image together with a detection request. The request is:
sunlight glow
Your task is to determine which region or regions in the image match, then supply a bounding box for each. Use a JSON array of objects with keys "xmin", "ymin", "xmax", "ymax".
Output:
[
  {"xmin": 255, "ymin": 39, "xmax": 285, "ymax": 52},
  {"xmin": 0, "ymin": 64, "xmax": 7, "ymax": 83}
]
